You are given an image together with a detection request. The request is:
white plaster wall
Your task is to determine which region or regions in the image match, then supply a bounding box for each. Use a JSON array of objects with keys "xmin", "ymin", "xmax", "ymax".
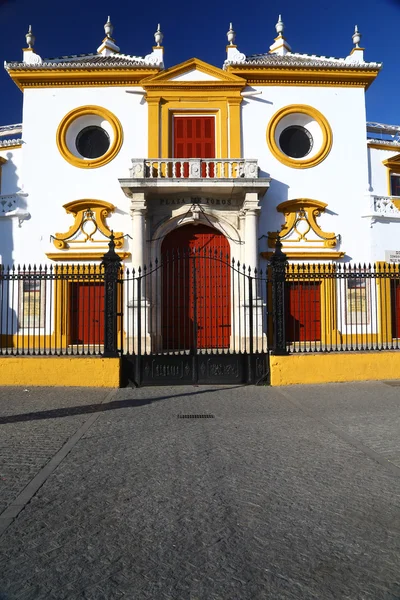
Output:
[
  {"xmin": 0, "ymin": 146, "xmax": 22, "ymax": 194},
  {"xmin": 0, "ymin": 146, "xmax": 24, "ymax": 265},
  {"xmin": 241, "ymin": 86, "xmax": 371, "ymax": 263},
  {"xmin": 18, "ymin": 86, "xmax": 149, "ymax": 265}
]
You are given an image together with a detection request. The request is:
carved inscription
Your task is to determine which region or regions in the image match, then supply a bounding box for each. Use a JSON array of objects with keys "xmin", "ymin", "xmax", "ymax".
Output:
[{"xmin": 159, "ymin": 197, "xmax": 234, "ymax": 207}]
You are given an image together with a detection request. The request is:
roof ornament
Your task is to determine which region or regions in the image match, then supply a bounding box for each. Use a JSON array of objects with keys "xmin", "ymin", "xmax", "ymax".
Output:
[
  {"xmin": 269, "ymin": 14, "xmax": 291, "ymax": 56},
  {"xmin": 275, "ymin": 15, "xmax": 284, "ymax": 36},
  {"xmin": 25, "ymin": 25, "xmax": 35, "ymax": 49},
  {"xmin": 227, "ymin": 23, "xmax": 236, "ymax": 46},
  {"xmin": 104, "ymin": 16, "xmax": 114, "ymax": 40},
  {"xmin": 352, "ymin": 25, "xmax": 361, "ymax": 48},
  {"xmin": 23, "ymin": 25, "xmax": 42, "ymax": 64},
  {"xmin": 225, "ymin": 22, "xmax": 246, "ymax": 64},
  {"xmin": 346, "ymin": 24, "xmax": 365, "ymax": 63},
  {"xmin": 97, "ymin": 16, "xmax": 120, "ymax": 56},
  {"xmin": 154, "ymin": 24, "xmax": 163, "ymax": 47},
  {"xmin": 144, "ymin": 23, "xmax": 164, "ymax": 66}
]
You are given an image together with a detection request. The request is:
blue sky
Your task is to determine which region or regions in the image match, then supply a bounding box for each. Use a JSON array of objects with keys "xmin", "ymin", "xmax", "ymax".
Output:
[{"xmin": 0, "ymin": 0, "xmax": 398, "ymax": 127}]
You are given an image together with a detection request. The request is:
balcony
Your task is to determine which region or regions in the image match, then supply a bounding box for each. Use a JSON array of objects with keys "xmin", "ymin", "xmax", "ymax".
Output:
[{"xmin": 119, "ymin": 158, "xmax": 270, "ymax": 199}]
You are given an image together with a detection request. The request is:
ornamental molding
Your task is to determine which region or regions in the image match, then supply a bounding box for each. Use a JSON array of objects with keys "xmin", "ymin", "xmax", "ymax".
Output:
[
  {"xmin": 267, "ymin": 199, "xmax": 340, "ymax": 251},
  {"xmin": 51, "ymin": 200, "xmax": 124, "ymax": 252},
  {"xmin": 0, "ymin": 193, "xmax": 30, "ymax": 226}
]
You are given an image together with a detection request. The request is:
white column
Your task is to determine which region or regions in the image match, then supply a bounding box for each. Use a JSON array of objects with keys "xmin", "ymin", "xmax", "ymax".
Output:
[
  {"xmin": 130, "ymin": 193, "xmax": 147, "ymax": 270},
  {"xmin": 243, "ymin": 192, "xmax": 261, "ymax": 271}
]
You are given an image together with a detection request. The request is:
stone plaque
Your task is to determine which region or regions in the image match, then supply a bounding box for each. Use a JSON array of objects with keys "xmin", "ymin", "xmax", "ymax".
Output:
[
  {"xmin": 158, "ymin": 196, "xmax": 236, "ymax": 207},
  {"xmin": 385, "ymin": 250, "xmax": 400, "ymax": 263}
]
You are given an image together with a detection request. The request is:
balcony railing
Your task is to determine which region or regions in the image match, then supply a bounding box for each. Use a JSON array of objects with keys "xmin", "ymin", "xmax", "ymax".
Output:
[{"xmin": 130, "ymin": 158, "xmax": 259, "ymax": 180}]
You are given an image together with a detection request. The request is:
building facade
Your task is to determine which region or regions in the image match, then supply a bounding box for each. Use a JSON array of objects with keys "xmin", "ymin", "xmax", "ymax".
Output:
[{"xmin": 0, "ymin": 17, "xmax": 399, "ymax": 382}]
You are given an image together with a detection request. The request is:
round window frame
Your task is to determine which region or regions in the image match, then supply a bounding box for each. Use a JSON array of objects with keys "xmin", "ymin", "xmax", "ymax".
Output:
[
  {"xmin": 56, "ymin": 105, "xmax": 123, "ymax": 169},
  {"xmin": 266, "ymin": 105, "xmax": 332, "ymax": 169}
]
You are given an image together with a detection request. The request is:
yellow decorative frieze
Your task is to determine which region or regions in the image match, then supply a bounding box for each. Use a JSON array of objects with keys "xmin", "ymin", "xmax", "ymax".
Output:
[
  {"xmin": 267, "ymin": 199, "xmax": 341, "ymax": 256},
  {"xmin": 51, "ymin": 199, "xmax": 124, "ymax": 252}
]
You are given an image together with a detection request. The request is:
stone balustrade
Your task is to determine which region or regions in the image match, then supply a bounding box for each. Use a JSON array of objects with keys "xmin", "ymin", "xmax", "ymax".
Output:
[{"xmin": 130, "ymin": 158, "xmax": 259, "ymax": 180}]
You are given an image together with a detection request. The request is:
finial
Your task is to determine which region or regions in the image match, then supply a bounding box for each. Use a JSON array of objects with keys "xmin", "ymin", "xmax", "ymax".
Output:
[
  {"xmin": 352, "ymin": 25, "xmax": 361, "ymax": 48},
  {"xmin": 275, "ymin": 15, "xmax": 284, "ymax": 36},
  {"xmin": 104, "ymin": 16, "xmax": 114, "ymax": 39},
  {"xmin": 227, "ymin": 22, "xmax": 236, "ymax": 46},
  {"xmin": 25, "ymin": 25, "xmax": 35, "ymax": 49},
  {"xmin": 154, "ymin": 23, "xmax": 163, "ymax": 47}
]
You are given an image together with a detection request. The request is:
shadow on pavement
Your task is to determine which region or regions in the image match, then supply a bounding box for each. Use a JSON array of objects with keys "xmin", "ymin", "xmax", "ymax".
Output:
[{"xmin": 0, "ymin": 386, "xmax": 243, "ymax": 425}]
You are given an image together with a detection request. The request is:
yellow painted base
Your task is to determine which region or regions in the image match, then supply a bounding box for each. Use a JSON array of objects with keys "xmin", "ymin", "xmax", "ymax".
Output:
[
  {"xmin": 0, "ymin": 357, "xmax": 120, "ymax": 387},
  {"xmin": 270, "ymin": 352, "xmax": 400, "ymax": 386}
]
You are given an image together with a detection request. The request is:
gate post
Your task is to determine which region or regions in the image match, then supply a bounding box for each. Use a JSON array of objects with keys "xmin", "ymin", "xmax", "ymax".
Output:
[
  {"xmin": 102, "ymin": 232, "xmax": 122, "ymax": 357},
  {"xmin": 270, "ymin": 235, "xmax": 288, "ymax": 355}
]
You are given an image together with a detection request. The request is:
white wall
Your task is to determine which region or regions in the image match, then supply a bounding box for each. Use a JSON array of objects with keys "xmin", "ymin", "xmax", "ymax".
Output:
[
  {"xmin": 241, "ymin": 86, "xmax": 371, "ymax": 262},
  {"xmin": 18, "ymin": 86, "xmax": 149, "ymax": 265},
  {"xmin": 0, "ymin": 146, "xmax": 23, "ymax": 265}
]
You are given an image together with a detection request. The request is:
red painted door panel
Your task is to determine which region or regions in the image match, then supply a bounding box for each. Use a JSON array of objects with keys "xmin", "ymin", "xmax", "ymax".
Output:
[
  {"xmin": 286, "ymin": 282, "xmax": 321, "ymax": 342},
  {"xmin": 161, "ymin": 225, "xmax": 230, "ymax": 350},
  {"xmin": 70, "ymin": 283, "xmax": 104, "ymax": 345},
  {"xmin": 391, "ymin": 281, "xmax": 400, "ymax": 338},
  {"xmin": 173, "ymin": 116, "xmax": 215, "ymax": 177}
]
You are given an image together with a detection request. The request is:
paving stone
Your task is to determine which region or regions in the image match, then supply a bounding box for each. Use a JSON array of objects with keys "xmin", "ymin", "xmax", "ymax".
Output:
[{"xmin": 0, "ymin": 384, "xmax": 399, "ymax": 599}]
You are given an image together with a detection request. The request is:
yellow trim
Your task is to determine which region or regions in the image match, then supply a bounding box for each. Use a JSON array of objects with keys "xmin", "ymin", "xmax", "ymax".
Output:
[
  {"xmin": 0, "ymin": 143, "xmax": 22, "ymax": 151},
  {"xmin": 225, "ymin": 65, "xmax": 380, "ymax": 89},
  {"xmin": 161, "ymin": 106, "xmax": 226, "ymax": 161},
  {"xmin": 142, "ymin": 57, "xmax": 246, "ymax": 86},
  {"xmin": 261, "ymin": 251, "xmax": 345, "ymax": 259},
  {"xmin": 52, "ymin": 199, "xmax": 124, "ymax": 250},
  {"xmin": 368, "ymin": 142, "xmax": 400, "ymax": 151},
  {"xmin": 7, "ymin": 68, "xmax": 159, "ymax": 90},
  {"xmin": 270, "ymin": 352, "xmax": 400, "ymax": 386},
  {"xmin": 382, "ymin": 154, "xmax": 400, "ymax": 196},
  {"xmin": 46, "ymin": 252, "xmax": 130, "ymax": 261},
  {"xmin": 266, "ymin": 198, "xmax": 340, "ymax": 252},
  {"xmin": 0, "ymin": 357, "xmax": 121, "ymax": 387},
  {"xmin": 267, "ymin": 105, "xmax": 333, "ymax": 168},
  {"xmin": 147, "ymin": 98, "xmax": 161, "ymax": 158},
  {"xmin": 143, "ymin": 58, "xmax": 245, "ymax": 160},
  {"xmin": 56, "ymin": 105, "xmax": 123, "ymax": 169},
  {"xmin": 350, "ymin": 47, "xmax": 365, "ymax": 55}
]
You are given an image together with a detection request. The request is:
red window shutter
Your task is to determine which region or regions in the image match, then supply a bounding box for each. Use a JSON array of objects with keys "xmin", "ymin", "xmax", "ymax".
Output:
[{"xmin": 173, "ymin": 116, "xmax": 215, "ymax": 158}]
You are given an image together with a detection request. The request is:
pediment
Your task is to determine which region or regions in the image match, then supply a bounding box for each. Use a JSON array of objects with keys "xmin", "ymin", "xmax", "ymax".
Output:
[
  {"xmin": 142, "ymin": 58, "xmax": 246, "ymax": 87},
  {"xmin": 383, "ymin": 153, "xmax": 400, "ymax": 170}
]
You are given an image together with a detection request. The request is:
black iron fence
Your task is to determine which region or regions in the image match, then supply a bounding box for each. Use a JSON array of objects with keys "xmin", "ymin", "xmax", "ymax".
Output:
[
  {"xmin": 271, "ymin": 245, "xmax": 400, "ymax": 354},
  {"xmin": 0, "ymin": 263, "xmax": 112, "ymax": 356},
  {"xmin": 1, "ymin": 236, "xmax": 400, "ymax": 360}
]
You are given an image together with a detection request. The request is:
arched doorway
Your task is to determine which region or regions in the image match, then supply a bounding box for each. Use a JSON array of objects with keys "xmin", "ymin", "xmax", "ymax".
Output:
[{"xmin": 161, "ymin": 224, "xmax": 231, "ymax": 350}]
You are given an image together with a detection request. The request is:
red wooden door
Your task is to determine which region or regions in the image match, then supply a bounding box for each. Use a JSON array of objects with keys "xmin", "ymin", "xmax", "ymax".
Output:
[
  {"xmin": 286, "ymin": 282, "xmax": 321, "ymax": 342},
  {"xmin": 173, "ymin": 116, "xmax": 215, "ymax": 177},
  {"xmin": 161, "ymin": 225, "xmax": 230, "ymax": 350},
  {"xmin": 70, "ymin": 283, "xmax": 104, "ymax": 345},
  {"xmin": 391, "ymin": 281, "xmax": 400, "ymax": 338}
]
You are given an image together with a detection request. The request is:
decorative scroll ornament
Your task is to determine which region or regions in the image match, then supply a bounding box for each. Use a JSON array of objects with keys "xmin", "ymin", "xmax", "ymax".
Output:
[
  {"xmin": 52, "ymin": 200, "xmax": 124, "ymax": 251},
  {"xmin": 268, "ymin": 199, "xmax": 339, "ymax": 250}
]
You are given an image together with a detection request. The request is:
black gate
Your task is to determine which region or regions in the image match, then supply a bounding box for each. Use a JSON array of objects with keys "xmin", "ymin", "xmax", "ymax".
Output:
[{"xmin": 121, "ymin": 249, "xmax": 270, "ymax": 386}]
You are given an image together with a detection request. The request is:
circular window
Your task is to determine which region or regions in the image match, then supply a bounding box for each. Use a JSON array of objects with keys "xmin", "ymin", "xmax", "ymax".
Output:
[
  {"xmin": 76, "ymin": 126, "xmax": 110, "ymax": 159},
  {"xmin": 279, "ymin": 125, "xmax": 313, "ymax": 159},
  {"xmin": 56, "ymin": 106, "xmax": 123, "ymax": 169},
  {"xmin": 267, "ymin": 105, "xmax": 332, "ymax": 169}
]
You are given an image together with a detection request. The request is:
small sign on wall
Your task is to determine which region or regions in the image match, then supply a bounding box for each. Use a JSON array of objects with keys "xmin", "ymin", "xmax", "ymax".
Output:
[{"xmin": 385, "ymin": 250, "xmax": 400, "ymax": 263}]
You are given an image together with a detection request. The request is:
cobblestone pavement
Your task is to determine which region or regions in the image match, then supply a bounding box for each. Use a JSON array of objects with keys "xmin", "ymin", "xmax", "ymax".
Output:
[{"xmin": 0, "ymin": 382, "xmax": 399, "ymax": 599}]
